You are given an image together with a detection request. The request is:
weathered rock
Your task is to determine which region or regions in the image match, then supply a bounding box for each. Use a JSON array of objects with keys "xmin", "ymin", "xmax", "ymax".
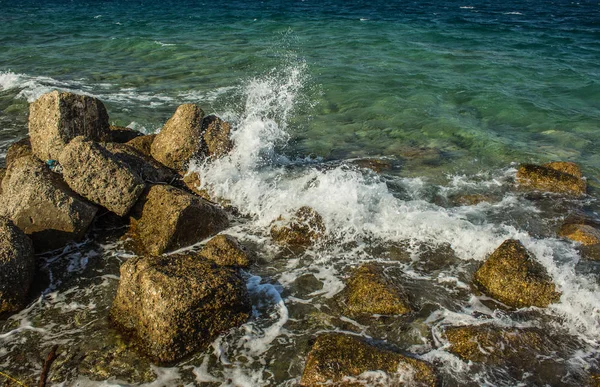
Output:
[
  {"xmin": 516, "ymin": 163, "xmax": 586, "ymax": 196},
  {"xmin": 199, "ymin": 234, "xmax": 251, "ymax": 267},
  {"xmin": 59, "ymin": 137, "xmax": 145, "ymax": 216},
  {"xmin": 0, "ymin": 155, "xmax": 97, "ymax": 251},
  {"xmin": 0, "ymin": 217, "xmax": 35, "ymax": 314},
  {"xmin": 130, "ymin": 184, "xmax": 229, "ymax": 255},
  {"xmin": 300, "ymin": 333, "xmax": 436, "ymax": 386},
  {"xmin": 0, "ymin": 168, "xmax": 5, "ymax": 195},
  {"xmin": 108, "ymin": 125, "xmax": 143, "ymax": 143},
  {"xmin": 445, "ymin": 324, "xmax": 553, "ymax": 365},
  {"xmin": 151, "ymin": 104, "xmax": 204, "ymax": 171},
  {"xmin": 201, "ymin": 115, "xmax": 233, "ymax": 158},
  {"xmin": 103, "ymin": 142, "xmax": 175, "ymax": 184},
  {"xmin": 110, "ymin": 254, "xmax": 251, "ymax": 364},
  {"xmin": 543, "ymin": 161, "xmax": 583, "ymax": 179},
  {"xmin": 29, "ymin": 91, "xmax": 110, "ymax": 161},
  {"xmin": 271, "ymin": 207, "xmax": 326, "ymax": 247},
  {"xmin": 182, "ymin": 170, "xmax": 212, "ymax": 201},
  {"xmin": 126, "ymin": 134, "xmax": 156, "ymax": 157},
  {"xmin": 473, "ymin": 239, "xmax": 561, "ymax": 308},
  {"xmin": 559, "ymin": 223, "xmax": 600, "ymax": 246},
  {"xmin": 340, "ymin": 263, "xmax": 413, "ymax": 317},
  {"xmin": 5, "ymin": 137, "xmax": 32, "ymax": 168}
]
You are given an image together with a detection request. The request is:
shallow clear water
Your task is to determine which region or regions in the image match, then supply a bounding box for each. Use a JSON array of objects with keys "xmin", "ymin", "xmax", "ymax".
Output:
[{"xmin": 1, "ymin": 0, "xmax": 600, "ymax": 386}]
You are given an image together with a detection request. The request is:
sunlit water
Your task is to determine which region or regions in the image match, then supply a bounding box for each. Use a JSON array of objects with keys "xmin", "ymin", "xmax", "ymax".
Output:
[{"xmin": 1, "ymin": 0, "xmax": 600, "ymax": 385}]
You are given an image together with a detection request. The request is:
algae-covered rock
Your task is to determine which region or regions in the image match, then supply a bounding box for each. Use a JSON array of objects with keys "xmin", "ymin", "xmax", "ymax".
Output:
[
  {"xmin": 444, "ymin": 324, "xmax": 550, "ymax": 364},
  {"xmin": 559, "ymin": 223, "xmax": 600, "ymax": 246},
  {"xmin": 103, "ymin": 142, "xmax": 175, "ymax": 184},
  {"xmin": 0, "ymin": 217, "xmax": 35, "ymax": 314},
  {"xmin": 0, "ymin": 155, "xmax": 97, "ymax": 251},
  {"xmin": 108, "ymin": 125, "xmax": 143, "ymax": 143},
  {"xmin": 151, "ymin": 104, "xmax": 204, "ymax": 171},
  {"xmin": 110, "ymin": 254, "xmax": 251, "ymax": 364},
  {"xmin": 271, "ymin": 206, "xmax": 326, "ymax": 247},
  {"xmin": 59, "ymin": 136, "xmax": 145, "ymax": 216},
  {"xmin": 5, "ymin": 137, "xmax": 32, "ymax": 168},
  {"xmin": 543, "ymin": 161, "xmax": 583, "ymax": 179},
  {"xmin": 473, "ymin": 239, "xmax": 561, "ymax": 308},
  {"xmin": 516, "ymin": 163, "xmax": 586, "ymax": 196},
  {"xmin": 130, "ymin": 184, "xmax": 229, "ymax": 255},
  {"xmin": 199, "ymin": 234, "xmax": 252, "ymax": 267},
  {"xmin": 29, "ymin": 90, "xmax": 110, "ymax": 161},
  {"xmin": 300, "ymin": 333, "xmax": 436, "ymax": 386},
  {"xmin": 202, "ymin": 115, "xmax": 233, "ymax": 158},
  {"xmin": 126, "ymin": 134, "xmax": 156, "ymax": 157},
  {"xmin": 340, "ymin": 263, "xmax": 413, "ymax": 317}
]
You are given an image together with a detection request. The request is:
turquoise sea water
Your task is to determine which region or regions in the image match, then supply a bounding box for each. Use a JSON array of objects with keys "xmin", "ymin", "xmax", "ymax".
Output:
[{"xmin": 1, "ymin": 1, "xmax": 600, "ymax": 386}]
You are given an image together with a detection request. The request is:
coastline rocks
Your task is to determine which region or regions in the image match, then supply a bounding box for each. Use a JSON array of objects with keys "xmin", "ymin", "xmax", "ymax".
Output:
[
  {"xmin": 340, "ymin": 263, "xmax": 413, "ymax": 317},
  {"xmin": 109, "ymin": 254, "xmax": 251, "ymax": 364},
  {"xmin": 126, "ymin": 134, "xmax": 156, "ymax": 157},
  {"xmin": 0, "ymin": 155, "xmax": 97, "ymax": 251},
  {"xmin": 108, "ymin": 125, "xmax": 143, "ymax": 143},
  {"xmin": 151, "ymin": 104, "xmax": 204, "ymax": 171},
  {"xmin": 29, "ymin": 91, "xmax": 110, "ymax": 161},
  {"xmin": 182, "ymin": 171, "xmax": 212, "ymax": 201},
  {"xmin": 59, "ymin": 137, "xmax": 145, "ymax": 216},
  {"xmin": 516, "ymin": 163, "xmax": 586, "ymax": 196},
  {"xmin": 0, "ymin": 217, "xmax": 35, "ymax": 314},
  {"xmin": 300, "ymin": 333, "xmax": 436, "ymax": 386},
  {"xmin": 199, "ymin": 234, "xmax": 251, "ymax": 267},
  {"xmin": 5, "ymin": 137, "xmax": 32, "ymax": 168},
  {"xmin": 130, "ymin": 185, "xmax": 229, "ymax": 255},
  {"xmin": 103, "ymin": 142, "xmax": 175, "ymax": 184},
  {"xmin": 559, "ymin": 223, "xmax": 600, "ymax": 246},
  {"xmin": 473, "ymin": 239, "xmax": 560, "ymax": 308},
  {"xmin": 271, "ymin": 207, "xmax": 326, "ymax": 247},
  {"xmin": 201, "ymin": 115, "xmax": 233, "ymax": 158}
]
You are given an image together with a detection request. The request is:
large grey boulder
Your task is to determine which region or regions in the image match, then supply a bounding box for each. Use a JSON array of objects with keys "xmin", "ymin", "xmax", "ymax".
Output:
[
  {"xmin": 0, "ymin": 155, "xmax": 97, "ymax": 251},
  {"xmin": 59, "ymin": 137, "xmax": 145, "ymax": 216},
  {"xmin": 29, "ymin": 91, "xmax": 110, "ymax": 161},
  {"xmin": 110, "ymin": 254, "xmax": 251, "ymax": 364},
  {"xmin": 130, "ymin": 184, "xmax": 229, "ymax": 255},
  {"xmin": 151, "ymin": 104, "xmax": 204, "ymax": 171},
  {"xmin": 0, "ymin": 217, "xmax": 35, "ymax": 314}
]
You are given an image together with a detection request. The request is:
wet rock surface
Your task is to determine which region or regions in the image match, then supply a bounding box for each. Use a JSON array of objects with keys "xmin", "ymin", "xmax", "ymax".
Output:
[
  {"xmin": 199, "ymin": 234, "xmax": 252, "ymax": 267},
  {"xmin": 202, "ymin": 115, "xmax": 233, "ymax": 158},
  {"xmin": 473, "ymin": 239, "xmax": 561, "ymax": 308},
  {"xmin": 59, "ymin": 136, "xmax": 145, "ymax": 216},
  {"xmin": 559, "ymin": 223, "xmax": 600, "ymax": 246},
  {"xmin": 516, "ymin": 163, "xmax": 586, "ymax": 196},
  {"xmin": 129, "ymin": 184, "xmax": 229, "ymax": 255},
  {"xmin": 29, "ymin": 90, "xmax": 110, "ymax": 161},
  {"xmin": 271, "ymin": 206, "xmax": 326, "ymax": 247},
  {"xmin": 0, "ymin": 155, "xmax": 97, "ymax": 251},
  {"xmin": 110, "ymin": 254, "xmax": 251, "ymax": 364},
  {"xmin": 300, "ymin": 333, "xmax": 436, "ymax": 386},
  {"xmin": 182, "ymin": 170, "xmax": 212, "ymax": 201},
  {"xmin": 0, "ymin": 217, "xmax": 35, "ymax": 315}
]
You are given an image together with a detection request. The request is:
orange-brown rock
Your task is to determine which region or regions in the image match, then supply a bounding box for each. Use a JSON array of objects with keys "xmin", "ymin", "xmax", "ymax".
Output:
[
  {"xmin": 126, "ymin": 134, "xmax": 156, "ymax": 157},
  {"xmin": 559, "ymin": 223, "xmax": 600, "ymax": 246},
  {"xmin": 271, "ymin": 207, "xmax": 326, "ymax": 247},
  {"xmin": 199, "ymin": 234, "xmax": 251, "ymax": 267},
  {"xmin": 516, "ymin": 163, "xmax": 585, "ymax": 196}
]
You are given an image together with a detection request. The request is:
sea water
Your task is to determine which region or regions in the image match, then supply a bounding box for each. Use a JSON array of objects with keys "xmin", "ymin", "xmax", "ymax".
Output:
[{"xmin": 1, "ymin": 0, "xmax": 599, "ymax": 385}]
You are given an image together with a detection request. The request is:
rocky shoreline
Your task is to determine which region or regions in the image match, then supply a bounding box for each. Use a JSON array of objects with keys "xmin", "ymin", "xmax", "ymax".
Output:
[{"xmin": 1, "ymin": 91, "xmax": 599, "ymax": 385}]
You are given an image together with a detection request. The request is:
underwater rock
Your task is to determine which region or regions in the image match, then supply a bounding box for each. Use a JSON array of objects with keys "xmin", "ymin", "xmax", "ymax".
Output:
[
  {"xmin": 59, "ymin": 137, "xmax": 145, "ymax": 217},
  {"xmin": 0, "ymin": 216, "xmax": 35, "ymax": 314},
  {"xmin": 103, "ymin": 142, "xmax": 175, "ymax": 184},
  {"xmin": 151, "ymin": 104, "xmax": 204, "ymax": 171},
  {"xmin": 199, "ymin": 234, "xmax": 252, "ymax": 267},
  {"xmin": 473, "ymin": 239, "xmax": 561, "ymax": 308},
  {"xmin": 202, "ymin": 115, "xmax": 233, "ymax": 158},
  {"xmin": 300, "ymin": 333, "xmax": 436, "ymax": 386},
  {"xmin": 340, "ymin": 263, "xmax": 413, "ymax": 317},
  {"xmin": 451, "ymin": 194, "xmax": 492, "ymax": 206},
  {"xmin": 107, "ymin": 125, "xmax": 143, "ymax": 143},
  {"xmin": 559, "ymin": 223, "xmax": 600, "ymax": 246},
  {"xmin": 444, "ymin": 324, "xmax": 554, "ymax": 365},
  {"xmin": 110, "ymin": 254, "xmax": 250, "ymax": 364},
  {"xmin": 126, "ymin": 134, "xmax": 156, "ymax": 157},
  {"xmin": 5, "ymin": 137, "xmax": 32, "ymax": 168},
  {"xmin": 271, "ymin": 206, "xmax": 326, "ymax": 247},
  {"xmin": 29, "ymin": 90, "xmax": 110, "ymax": 161},
  {"xmin": 0, "ymin": 155, "xmax": 97, "ymax": 252},
  {"xmin": 516, "ymin": 163, "xmax": 586, "ymax": 196},
  {"xmin": 129, "ymin": 184, "xmax": 229, "ymax": 255},
  {"xmin": 350, "ymin": 158, "xmax": 395, "ymax": 173}
]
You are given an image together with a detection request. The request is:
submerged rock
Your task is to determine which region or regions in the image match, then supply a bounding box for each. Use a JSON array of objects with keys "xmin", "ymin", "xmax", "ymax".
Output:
[
  {"xmin": 59, "ymin": 137, "xmax": 145, "ymax": 216},
  {"xmin": 108, "ymin": 125, "xmax": 143, "ymax": 143},
  {"xmin": 300, "ymin": 333, "xmax": 436, "ymax": 386},
  {"xmin": 202, "ymin": 115, "xmax": 233, "ymax": 158},
  {"xmin": 199, "ymin": 234, "xmax": 252, "ymax": 267},
  {"xmin": 340, "ymin": 263, "xmax": 413, "ymax": 317},
  {"xmin": 451, "ymin": 194, "xmax": 493, "ymax": 206},
  {"xmin": 126, "ymin": 134, "xmax": 156, "ymax": 157},
  {"xmin": 516, "ymin": 163, "xmax": 586, "ymax": 196},
  {"xmin": 29, "ymin": 90, "xmax": 110, "ymax": 161},
  {"xmin": 271, "ymin": 206, "xmax": 326, "ymax": 247},
  {"xmin": 5, "ymin": 137, "xmax": 32, "ymax": 168},
  {"xmin": 110, "ymin": 254, "xmax": 251, "ymax": 364},
  {"xmin": 0, "ymin": 155, "xmax": 97, "ymax": 251},
  {"xmin": 103, "ymin": 142, "xmax": 175, "ymax": 184},
  {"xmin": 130, "ymin": 184, "xmax": 229, "ymax": 255},
  {"xmin": 151, "ymin": 104, "xmax": 204, "ymax": 171},
  {"xmin": 473, "ymin": 239, "xmax": 560, "ymax": 308},
  {"xmin": 0, "ymin": 217, "xmax": 35, "ymax": 314}
]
